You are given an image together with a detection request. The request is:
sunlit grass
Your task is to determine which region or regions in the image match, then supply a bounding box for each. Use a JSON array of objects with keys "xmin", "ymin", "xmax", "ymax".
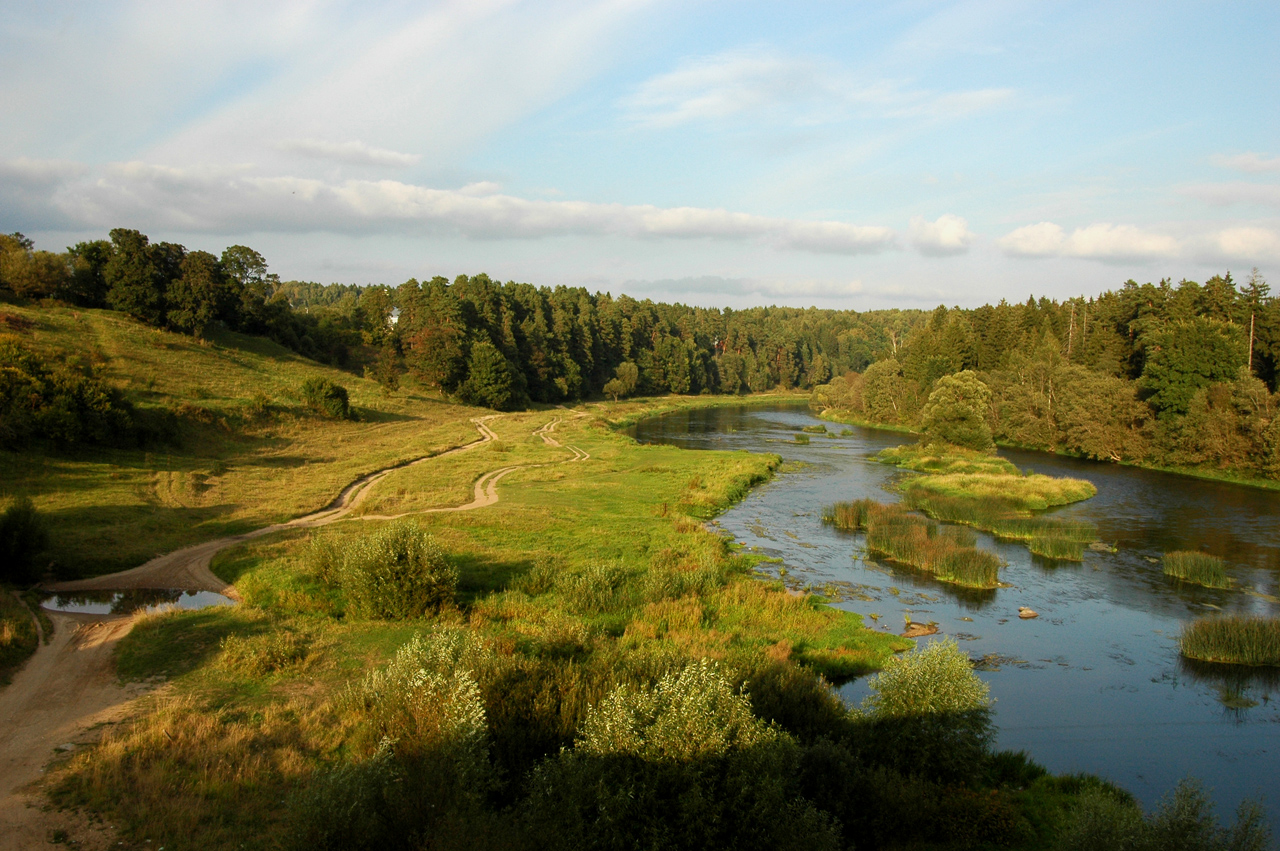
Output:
[
  {"xmin": 1163, "ymin": 551, "xmax": 1230, "ymax": 589},
  {"xmin": 1180, "ymin": 616, "xmax": 1280, "ymax": 666}
]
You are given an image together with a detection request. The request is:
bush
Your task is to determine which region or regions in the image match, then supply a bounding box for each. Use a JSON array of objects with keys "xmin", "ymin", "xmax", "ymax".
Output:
[
  {"xmin": 328, "ymin": 522, "xmax": 458, "ymax": 619},
  {"xmin": 520, "ymin": 660, "xmax": 842, "ymax": 851},
  {"xmin": 300, "ymin": 377, "xmax": 351, "ymax": 419},
  {"xmin": 0, "ymin": 496, "xmax": 48, "ymax": 584}
]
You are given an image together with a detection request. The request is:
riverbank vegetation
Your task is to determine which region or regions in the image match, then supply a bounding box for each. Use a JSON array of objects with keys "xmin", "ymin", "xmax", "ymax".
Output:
[
  {"xmin": 876, "ymin": 444, "xmax": 1098, "ymax": 562},
  {"xmin": 1181, "ymin": 616, "xmax": 1280, "ymax": 667},
  {"xmin": 1164, "ymin": 552, "xmax": 1231, "ymax": 589},
  {"xmin": 824, "ymin": 499, "xmax": 1001, "ymax": 588}
]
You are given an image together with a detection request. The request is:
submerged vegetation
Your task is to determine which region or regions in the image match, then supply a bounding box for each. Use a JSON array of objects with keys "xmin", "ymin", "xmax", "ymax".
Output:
[
  {"xmin": 1163, "ymin": 551, "xmax": 1231, "ymax": 589},
  {"xmin": 1180, "ymin": 616, "xmax": 1280, "ymax": 667}
]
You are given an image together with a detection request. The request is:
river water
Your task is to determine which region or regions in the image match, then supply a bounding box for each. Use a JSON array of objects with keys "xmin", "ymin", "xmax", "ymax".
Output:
[{"xmin": 631, "ymin": 403, "xmax": 1280, "ymax": 824}]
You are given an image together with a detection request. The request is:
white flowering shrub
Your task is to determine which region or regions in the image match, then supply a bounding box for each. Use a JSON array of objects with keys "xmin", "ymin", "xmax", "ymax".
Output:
[{"xmin": 861, "ymin": 637, "xmax": 990, "ymax": 717}]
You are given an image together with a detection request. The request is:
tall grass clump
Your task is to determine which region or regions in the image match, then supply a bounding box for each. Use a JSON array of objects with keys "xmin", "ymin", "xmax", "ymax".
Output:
[
  {"xmin": 555, "ymin": 560, "xmax": 637, "ymax": 615},
  {"xmin": 1028, "ymin": 534, "xmax": 1086, "ymax": 561},
  {"xmin": 317, "ymin": 521, "xmax": 457, "ymax": 620},
  {"xmin": 794, "ymin": 433, "xmax": 810, "ymax": 444},
  {"xmin": 822, "ymin": 499, "xmax": 877, "ymax": 532},
  {"xmin": 1164, "ymin": 551, "xmax": 1231, "ymax": 589},
  {"xmin": 856, "ymin": 502, "xmax": 1000, "ymax": 588},
  {"xmin": 1180, "ymin": 616, "xmax": 1280, "ymax": 667}
]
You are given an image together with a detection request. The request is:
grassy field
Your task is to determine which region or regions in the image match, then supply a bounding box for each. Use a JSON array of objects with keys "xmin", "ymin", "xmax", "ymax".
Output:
[
  {"xmin": 37, "ymin": 395, "xmax": 912, "ymax": 848},
  {"xmin": 0, "ymin": 303, "xmax": 479, "ymax": 576}
]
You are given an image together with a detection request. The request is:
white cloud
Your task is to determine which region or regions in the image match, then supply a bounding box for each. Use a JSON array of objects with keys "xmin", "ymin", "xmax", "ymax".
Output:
[
  {"xmin": 276, "ymin": 139, "xmax": 420, "ymax": 168},
  {"xmin": 1183, "ymin": 181, "xmax": 1280, "ymax": 210},
  {"xmin": 1207, "ymin": 227, "xmax": 1280, "ymax": 262},
  {"xmin": 999, "ymin": 222, "xmax": 1179, "ymax": 261},
  {"xmin": 620, "ymin": 47, "xmax": 1013, "ymax": 128},
  {"xmin": 7, "ymin": 158, "xmax": 897, "ymax": 255},
  {"xmin": 1210, "ymin": 152, "xmax": 1280, "ymax": 174},
  {"xmin": 908, "ymin": 214, "xmax": 974, "ymax": 256}
]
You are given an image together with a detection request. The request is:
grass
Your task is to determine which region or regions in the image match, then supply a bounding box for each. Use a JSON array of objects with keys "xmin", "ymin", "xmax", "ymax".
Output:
[
  {"xmin": 876, "ymin": 443, "xmax": 1098, "ymax": 562},
  {"xmin": 1180, "ymin": 616, "xmax": 1280, "ymax": 666},
  {"xmin": 0, "ymin": 303, "xmax": 479, "ymax": 576},
  {"xmin": 826, "ymin": 500, "xmax": 1001, "ymax": 589},
  {"xmin": 0, "ymin": 591, "xmax": 40, "ymax": 683},
  {"xmin": 1163, "ymin": 551, "xmax": 1231, "ymax": 589},
  {"xmin": 44, "ymin": 396, "xmax": 910, "ymax": 848}
]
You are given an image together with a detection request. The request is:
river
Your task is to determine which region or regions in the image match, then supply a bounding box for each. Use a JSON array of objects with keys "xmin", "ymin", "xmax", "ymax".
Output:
[{"xmin": 630, "ymin": 403, "xmax": 1280, "ymax": 825}]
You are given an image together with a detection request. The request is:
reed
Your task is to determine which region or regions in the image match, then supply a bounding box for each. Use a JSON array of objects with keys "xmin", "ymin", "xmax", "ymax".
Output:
[
  {"xmin": 843, "ymin": 502, "xmax": 1000, "ymax": 589},
  {"xmin": 1180, "ymin": 616, "xmax": 1280, "ymax": 666},
  {"xmin": 801, "ymin": 424, "xmax": 828, "ymax": 433},
  {"xmin": 1028, "ymin": 534, "xmax": 1085, "ymax": 561},
  {"xmin": 794, "ymin": 434, "xmax": 810, "ymax": 444},
  {"xmin": 822, "ymin": 499, "xmax": 877, "ymax": 532},
  {"xmin": 1163, "ymin": 552, "xmax": 1230, "ymax": 589}
]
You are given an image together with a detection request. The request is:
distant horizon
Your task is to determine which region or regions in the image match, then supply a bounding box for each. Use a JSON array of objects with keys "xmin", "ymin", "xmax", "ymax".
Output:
[{"xmin": 3, "ymin": 1, "xmax": 1276, "ymax": 311}]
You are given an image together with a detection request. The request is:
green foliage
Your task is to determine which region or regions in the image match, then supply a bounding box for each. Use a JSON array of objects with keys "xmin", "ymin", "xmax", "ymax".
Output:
[
  {"xmin": 1052, "ymin": 778, "xmax": 1271, "ymax": 851},
  {"xmin": 300, "ymin": 377, "xmax": 351, "ymax": 419},
  {"xmin": 0, "ymin": 590, "xmax": 40, "ymax": 683},
  {"xmin": 459, "ymin": 339, "xmax": 521, "ymax": 410},
  {"xmin": 521, "ymin": 660, "xmax": 842, "ymax": 851},
  {"xmin": 793, "ymin": 433, "xmax": 809, "ymax": 444},
  {"xmin": 0, "ymin": 336, "xmax": 138, "ymax": 448},
  {"xmin": 323, "ymin": 521, "xmax": 458, "ymax": 620},
  {"xmin": 602, "ymin": 361, "xmax": 638, "ymax": 401},
  {"xmin": 850, "ymin": 501, "xmax": 1002, "ymax": 587},
  {"xmin": 861, "ymin": 637, "xmax": 990, "ymax": 718},
  {"xmin": 1141, "ymin": 317, "xmax": 1247, "ymax": 417},
  {"xmin": 919, "ymin": 369, "xmax": 995, "ymax": 451},
  {"xmin": 0, "ymin": 495, "xmax": 48, "ymax": 584},
  {"xmin": 1163, "ymin": 551, "xmax": 1230, "ymax": 588},
  {"xmin": 1180, "ymin": 616, "xmax": 1280, "ymax": 666}
]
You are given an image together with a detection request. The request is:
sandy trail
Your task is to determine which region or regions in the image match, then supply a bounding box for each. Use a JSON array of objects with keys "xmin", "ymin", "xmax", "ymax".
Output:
[{"xmin": 0, "ymin": 413, "xmax": 588, "ymax": 847}]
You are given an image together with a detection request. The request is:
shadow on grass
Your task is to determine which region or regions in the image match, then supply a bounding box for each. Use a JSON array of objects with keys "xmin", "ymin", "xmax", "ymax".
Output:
[
  {"xmin": 454, "ymin": 552, "xmax": 537, "ymax": 604},
  {"xmin": 116, "ymin": 606, "xmax": 265, "ymax": 681}
]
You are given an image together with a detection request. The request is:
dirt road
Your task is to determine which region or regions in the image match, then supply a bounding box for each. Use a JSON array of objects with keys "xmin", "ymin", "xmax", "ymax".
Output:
[{"xmin": 0, "ymin": 414, "xmax": 590, "ymax": 848}]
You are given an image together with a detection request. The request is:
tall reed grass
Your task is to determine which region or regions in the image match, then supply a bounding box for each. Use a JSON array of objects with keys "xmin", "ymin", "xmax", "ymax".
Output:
[
  {"xmin": 1180, "ymin": 616, "xmax": 1280, "ymax": 666},
  {"xmin": 827, "ymin": 501, "xmax": 1000, "ymax": 588},
  {"xmin": 901, "ymin": 490, "xmax": 1095, "ymax": 562},
  {"xmin": 1163, "ymin": 552, "xmax": 1230, "ymax": 589}
]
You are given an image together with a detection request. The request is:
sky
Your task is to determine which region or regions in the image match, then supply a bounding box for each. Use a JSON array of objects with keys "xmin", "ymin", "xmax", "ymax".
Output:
[{"xmin": 2, "ymin": 0, "xmax": 1278, "ymax": 310}]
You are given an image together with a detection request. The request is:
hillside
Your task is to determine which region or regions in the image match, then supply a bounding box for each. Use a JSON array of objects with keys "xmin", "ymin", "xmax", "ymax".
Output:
[{"xmin": 0, "ymin": 302, "xmax": 477, "ymax": 576}]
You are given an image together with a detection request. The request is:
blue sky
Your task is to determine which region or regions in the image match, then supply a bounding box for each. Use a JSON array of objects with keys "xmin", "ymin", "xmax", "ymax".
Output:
[{"xmin": 2, "ymin": 0, "xmax": 1277, "ymax": 309}]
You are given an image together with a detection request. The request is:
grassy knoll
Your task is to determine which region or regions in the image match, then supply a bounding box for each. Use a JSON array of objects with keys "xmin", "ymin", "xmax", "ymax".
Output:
[
  {"xmin": 878, "ymin": 444, "xmax": 1098, "ymax": 562},
  {"xmin": 1180, "ymin": 616, "xmax": 1280, "ymax": 666},
  {"xmin": 0, "ymin": 303, "xmax": 477, "ymax": 576},
  {"xmin": 1163, "ymin": 552, "xmax": 1231, "ymax": 589}
]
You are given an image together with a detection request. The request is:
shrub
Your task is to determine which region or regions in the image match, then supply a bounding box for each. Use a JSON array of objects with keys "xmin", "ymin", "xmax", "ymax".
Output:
[
  {"xmin": 0, "ymin": 495, "xmax": 48, "ymax": 584},
  {"xmin": 1180, "ymin": 616, "xmax": 1280, "ymax": 666},
  {"xmin": 861, "ymin": 637, "xmax": 990, "ymax": 718},
  {"xmin": 331, "ymin": 522, "xmax": 458, "ymax": 620},
  {"xmin": 217, "ymin": 631, "xmax": 305, "ymax": 675},
  {"xmin": 1164, "ymin": 551, "xmax": 1230, "ymax": 589},
  {"xmin": 521, "ymin": 660, "xmax": 842, "ymax": 851},
  {"xmin": 555, "ymin": 561, "xmax": 636, "ymax": 615},
  {"xmin": 300, "ymin": 377, "xmax": 351, "ymax": 419}
]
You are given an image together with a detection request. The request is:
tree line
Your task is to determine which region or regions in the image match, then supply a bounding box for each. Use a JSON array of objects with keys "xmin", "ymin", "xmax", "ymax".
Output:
[
  {"xmin": 813, "ymin": 273, "xmax": 1280, "ymax": 480},
  {"xmin": 5, "ymin": 227, "xmax": 1278, "ymax": 477}
]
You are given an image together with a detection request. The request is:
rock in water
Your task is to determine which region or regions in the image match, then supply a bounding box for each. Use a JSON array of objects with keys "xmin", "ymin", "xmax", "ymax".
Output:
[{"xmin": 1017, "ymin": 607, "xmax": 1039, "ymax": 619}]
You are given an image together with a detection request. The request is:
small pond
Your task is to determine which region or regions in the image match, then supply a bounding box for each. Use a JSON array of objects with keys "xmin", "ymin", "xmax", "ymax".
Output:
[
  {"xmin": 40, "ymin": 588, "xmax": 235, "ymax": 616},
  {"xmin": 631, "ymin": 403, "xmax": 1280, "ymax": 826}
]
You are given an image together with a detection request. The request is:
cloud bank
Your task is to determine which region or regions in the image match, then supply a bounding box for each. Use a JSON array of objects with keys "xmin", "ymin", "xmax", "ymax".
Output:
[
  {"xmin": 998, "ymin": 220, "xmax": 1280, "ymax": 264},
  {"xmin": 909, "ymin": 214, "xmax": 974, "ymax": 256}
]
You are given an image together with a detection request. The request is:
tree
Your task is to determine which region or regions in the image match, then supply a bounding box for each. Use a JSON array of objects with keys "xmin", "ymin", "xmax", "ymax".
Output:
[
  {"xmin": 1058, "ymin": 370, "xmax": 1152, "ymax": 463},
  {"xmin": 166, "ymin": 250, "xmax": 230, "ymax": 338},
  {"xmin": 1140, "ymin": 317, "xmax": 1246, "ymax": 416},
  {"xmin": 459, "ymin": 340, "xmax": 519, "ymax": 410},
  {"xmin": 406, "ymin": 320, "xmax": 467, "ymax": 391},
  {"xmin": 919, "ymin": 370, "xmax": 994, "ymax": 451},
  {"xmin": 104, "ymin": 229, "xmax": 168, "ymax": 326},
  {"xmin": 66, "ymin": 240, "xmax": 113, "ymax": 307},
  {"xmin": 602, "ymin": 361, "xmax": 638, "ymax": 401},
  {"xmin": 862, "ymin": 359, "xmax": 919, "ymax": 424}
]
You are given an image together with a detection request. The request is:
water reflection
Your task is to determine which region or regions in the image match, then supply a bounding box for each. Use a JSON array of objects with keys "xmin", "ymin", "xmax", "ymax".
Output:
[
  {"xmin": 40, "ymin": 588, "xmax": 234, "ymax": 616},
  {"xmin": 631, "ymin": 403, "xmax": 1280, "ymax": 825}
]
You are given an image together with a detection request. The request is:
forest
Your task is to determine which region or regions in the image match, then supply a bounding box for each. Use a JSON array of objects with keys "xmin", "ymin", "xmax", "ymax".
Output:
[{"xmin": 3, "ymin": 227, "xmax": 1278, "ymax": 480}]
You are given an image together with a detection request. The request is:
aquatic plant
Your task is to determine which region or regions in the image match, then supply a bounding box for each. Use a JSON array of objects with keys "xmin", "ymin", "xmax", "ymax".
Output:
[
  {"xmin": 1028, "ymin": 533, "xmax": 1086, "ymax": 561},
  {"xmin": 822, "ymin": 499, "xmax": 877, "ymax": 532},
  {"xmin": 832, "ymin": 501, "xmax": 1001, "ymax": 589},
  {"xmin": 1180, "ymin": 616, "xmax": 1280, "ymax": 666},
  {"xmin": 801, "ymin": 424, "xmax": 828, "ymax": 433},
  {"xmin": 794, "ymin": 433, "xmax": 810, "ymax": 444},
  {"xmin": 1163, "ymin": 551, "xmax": 1230, "ymax": 589}
]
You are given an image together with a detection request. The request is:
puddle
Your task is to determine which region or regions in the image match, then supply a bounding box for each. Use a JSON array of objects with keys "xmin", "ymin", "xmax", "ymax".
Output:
[{"xmin": 40, "ymin": 588, "xmax": 234, "ymax": 616}]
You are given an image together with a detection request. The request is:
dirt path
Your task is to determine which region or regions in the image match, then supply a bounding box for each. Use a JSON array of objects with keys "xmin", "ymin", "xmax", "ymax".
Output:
[{"xmin": 0, "ymin": 413, "xmax": 588, "ymax": 847}]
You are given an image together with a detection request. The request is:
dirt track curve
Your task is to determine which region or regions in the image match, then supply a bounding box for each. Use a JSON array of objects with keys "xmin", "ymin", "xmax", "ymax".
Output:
[{"xmin": 0, "ymin": 414, "xmax": 589, "ymax": 849}]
